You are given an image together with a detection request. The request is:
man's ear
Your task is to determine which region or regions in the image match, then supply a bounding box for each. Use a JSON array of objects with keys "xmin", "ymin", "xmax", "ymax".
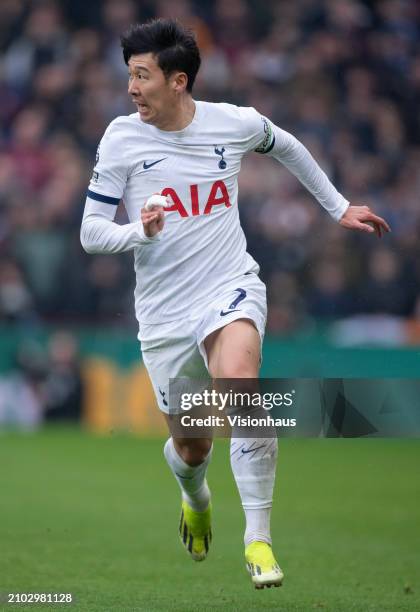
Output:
[{"xmin": 172, "ymin": 72, "xmax": 188, "ymax": 93}]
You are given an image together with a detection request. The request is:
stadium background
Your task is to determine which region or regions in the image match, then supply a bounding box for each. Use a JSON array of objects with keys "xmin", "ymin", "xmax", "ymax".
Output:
[
  {"xmin": 1, "ymin": 1, "xmax": 419, "ymax": 611},
  {"xmin": 1, "ymin": 0, "xmax": 420, "ymax": 428}
]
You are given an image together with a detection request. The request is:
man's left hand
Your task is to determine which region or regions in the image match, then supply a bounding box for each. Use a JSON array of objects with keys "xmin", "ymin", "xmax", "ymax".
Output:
[{"xmin": 339, "ymin": 204, "xmax": 391, "ymax": 238}]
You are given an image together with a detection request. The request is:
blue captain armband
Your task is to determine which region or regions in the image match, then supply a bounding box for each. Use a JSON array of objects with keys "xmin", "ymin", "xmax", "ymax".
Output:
[{"xmin": 87, "ymin": 189, "xmax": 120, "ymax": 205}]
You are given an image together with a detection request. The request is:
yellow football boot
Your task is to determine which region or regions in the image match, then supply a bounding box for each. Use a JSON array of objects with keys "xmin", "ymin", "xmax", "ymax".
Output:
[
  {"xmin": 245, "ymin": 541, "xmax": 284, "ymax": 589},
  {"xmin": 179, "ymin": 500, "xmax": 212, "ymax": 562}
]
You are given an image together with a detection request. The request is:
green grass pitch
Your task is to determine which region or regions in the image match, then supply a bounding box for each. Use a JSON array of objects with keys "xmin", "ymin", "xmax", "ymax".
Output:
[{"xmin": 0, "ymin": 429, "xmax": 419, "ymax": 611}]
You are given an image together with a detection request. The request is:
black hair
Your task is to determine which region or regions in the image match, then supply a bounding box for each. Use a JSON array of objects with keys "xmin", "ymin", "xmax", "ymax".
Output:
[{"xmin": 120, "ymin": 18, "xmax": 201, "ymax": 93}]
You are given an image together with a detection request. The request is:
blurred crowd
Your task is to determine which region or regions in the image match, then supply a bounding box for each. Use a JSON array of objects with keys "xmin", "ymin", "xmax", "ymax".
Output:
[
  {"xmin": 1, "ymin": 0, "xmax": 420, "ymax": 336},
  {"xmin": 0, "ymin": 330, "xmax": 83, "ymax": 428}
]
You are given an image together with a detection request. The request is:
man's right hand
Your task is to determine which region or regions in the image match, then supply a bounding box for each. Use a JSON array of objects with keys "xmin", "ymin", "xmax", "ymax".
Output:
[{"xmin": 141, "ymin": 204, "xmax": 165, "ymax": 237}]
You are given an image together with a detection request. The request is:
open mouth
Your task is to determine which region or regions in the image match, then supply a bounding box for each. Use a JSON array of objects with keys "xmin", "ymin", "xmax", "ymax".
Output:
[{"xmin": 133, "ymin": 100, "xmax": 148, "ymax": 111}]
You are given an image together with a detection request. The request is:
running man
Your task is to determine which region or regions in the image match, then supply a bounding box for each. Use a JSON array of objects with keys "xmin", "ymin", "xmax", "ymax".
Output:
[{"xmin": 80, "ymin": 18, "xmax": 390, "ymax": 589}]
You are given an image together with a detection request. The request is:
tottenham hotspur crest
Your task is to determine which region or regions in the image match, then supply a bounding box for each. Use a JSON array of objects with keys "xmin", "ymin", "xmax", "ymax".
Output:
[{"xmin": 214, "ymin": 146, "xmax": 227, "ymax": 169}]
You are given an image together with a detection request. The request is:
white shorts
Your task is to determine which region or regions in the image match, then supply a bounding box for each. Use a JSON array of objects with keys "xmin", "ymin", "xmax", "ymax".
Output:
[{"xmin": 138, "ymin": 273, "xmax": 267, "ymax": 413}]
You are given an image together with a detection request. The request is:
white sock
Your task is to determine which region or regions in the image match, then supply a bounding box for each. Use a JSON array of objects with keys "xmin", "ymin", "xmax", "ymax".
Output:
[
  {"xmin": 230, "ymin": 437, "xmax": 278, "ymax": 547},
  {"xmin": 163, "ymin": 437, "xmax": 212, "ymax": 512},
  {"xmin": 243, "ymin": 507, "xmax": 272, "ymax": 547}
]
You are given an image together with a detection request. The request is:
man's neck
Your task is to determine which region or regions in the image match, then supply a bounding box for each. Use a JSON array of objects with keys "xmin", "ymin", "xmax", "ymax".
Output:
[{"xmin": 154, "ymin": 96, "xmax": 196, "ymax": 131}]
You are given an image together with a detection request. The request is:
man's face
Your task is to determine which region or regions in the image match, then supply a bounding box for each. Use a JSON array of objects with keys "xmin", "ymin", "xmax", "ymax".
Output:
[{"xmin": 128, "ymin": 53, "xmax": 178, "ymax": 127}]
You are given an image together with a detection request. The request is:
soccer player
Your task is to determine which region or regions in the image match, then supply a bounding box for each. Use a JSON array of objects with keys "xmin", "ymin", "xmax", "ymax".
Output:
[{"xmin": 80, "ymin": 19, "xmax": 390, "ymax": 588}]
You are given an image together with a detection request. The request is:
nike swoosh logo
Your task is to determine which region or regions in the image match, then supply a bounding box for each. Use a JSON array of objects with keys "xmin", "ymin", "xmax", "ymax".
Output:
[
  {"xmin": 241, "ymin": 444, "xmax": 266, "ymax": 455},
  {"xmin": 175, "ymin": 472, "xmax": 194, "ymax": 480},
  {"xmin": 143, "ymin": 158, "xmax": 167, "ymax": 170},
  {"xmin": 220, "ymin": 309, "xmax": 241, "ymax": 317}
]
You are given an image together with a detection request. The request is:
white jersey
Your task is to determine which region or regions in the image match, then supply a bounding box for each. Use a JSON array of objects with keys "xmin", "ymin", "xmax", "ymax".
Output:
[{"xmin": 81, "ymin": 101, "xmax": 349, "ymax": 324}]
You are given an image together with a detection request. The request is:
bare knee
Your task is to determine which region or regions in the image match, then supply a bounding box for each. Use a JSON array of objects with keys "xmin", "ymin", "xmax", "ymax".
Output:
[
  {"xmin": 218, "ymin": 361, "xmax": 257, "ymax": 378},
  {"xmin": 173, "ymin": 437, "xmax": 212, "ymax": 466}
]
